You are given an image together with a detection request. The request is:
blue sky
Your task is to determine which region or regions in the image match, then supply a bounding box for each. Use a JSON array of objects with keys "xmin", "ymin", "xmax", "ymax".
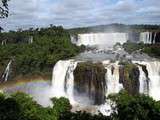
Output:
[{"xmin": 1, "ymin": 0, "xmax": 160, "ymax": 30}]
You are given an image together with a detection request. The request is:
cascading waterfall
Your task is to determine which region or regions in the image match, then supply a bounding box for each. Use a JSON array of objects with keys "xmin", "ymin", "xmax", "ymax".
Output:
[
  {"xmin": 51, "ymin": 32, "xmax": 160, "ymax": 115},
  {"xmin": 143, "ymin": 61, "xmax": 160, "ymax": 100},
  {"xmin": 65, "ymin": 61, "xmax": 78, "ymax": 104},
  {"xmin": 140, "ymin": 32, "xmax": 151, "ymax": 44},
  {"xmin": 76, "ymin": 33, "xmax": 128, "ymax": 49},
  {"xmin": 153, "ymin": 32, "xmax": 157, "ymax": 44},
  {"xmin": 133, "ymin": 61, "xmax": 160, "ymax": 100},
  {"xmin": 1, "ymin": 60, "xmax": 12, "ymax": 82},
  {"xmin": 103, "ymin": 61, "xmax": 123, "ymax": 96},
  {"xmin": 72, "ymin": 32, "xmax": 159, "ymax": 47},
  {"xmin": 137, "ymin": 65, "xmax": 149, "ymax": 94},
  {"xmin": 140, "ymin": 32, "xmax": 157, "ymax": 44},
  {"xmin": 51, "ymin": 60, "xmax": 78, "ymax": 104},
  {"xmin": 43, "ymin": 57, "xmax": 160, "ymax": 116}
]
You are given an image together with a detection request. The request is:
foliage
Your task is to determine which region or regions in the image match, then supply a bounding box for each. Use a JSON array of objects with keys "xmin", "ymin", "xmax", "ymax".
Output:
[
  {"xmin": 123, "ymin": 41, "xmax": 145, "ymax": 53},
  {"xmin": 51, "ymin": 97, "xmax": 71, "ymax": 117},
  {"xmin": 123, "ymin": 42, "xmax": 160, "ymax": 58},
  {"xmin": 0, "ymin": 26, "xmax": 83, "ymax": 80},
  {"xmin": 0, "ymin": 91, "xmax": 160, "ymax": 120},
  {"xmin": 59, "ymin": 111, "xmax": 111, "ymax": 120},
  {"xmin": 108, "ymin": 90, "xmax": 160, "ymax": 120}
]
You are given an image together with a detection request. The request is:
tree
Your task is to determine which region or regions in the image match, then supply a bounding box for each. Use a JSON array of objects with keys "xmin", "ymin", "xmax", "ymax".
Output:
[
  {"xmin": 108, "ymin": 90, "xmax": 160, "ymax": 120},
  {"xmin": 0, "ymin": 0, "xmax": 10, "ymax": 18}
]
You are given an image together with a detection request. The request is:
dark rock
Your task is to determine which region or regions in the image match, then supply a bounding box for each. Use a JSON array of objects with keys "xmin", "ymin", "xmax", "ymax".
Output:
[
  {"xmin": 74, "ymin": 62, "xmax": 107, "ymax": 105},
  {"xmin": 119, "ymin": 63, "xmax": 140, "ymax": 95}
]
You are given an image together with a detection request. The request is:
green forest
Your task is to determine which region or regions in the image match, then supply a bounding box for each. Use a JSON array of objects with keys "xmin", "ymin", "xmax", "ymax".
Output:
[
  {"xmin": 0, "ymin": 91, "xmax": 160, "ymax": 120},
  {"xmin": 0, "ymin": 26, "xmax": 84, "ymax": 80}
]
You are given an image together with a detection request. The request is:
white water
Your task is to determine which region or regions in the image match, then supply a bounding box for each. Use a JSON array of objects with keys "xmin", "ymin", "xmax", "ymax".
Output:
[
  {"xmin": 134, "ymin": 61, "xmax": 160, "ymax": 100},
  {"xmin": 103, "ymin": 61, "xmax": 123, "ymax": 96},
  {"xmin": 72, "ymin": 32, "xmax": 158, "ymax": 48},
  {"xmin": 2, "ymin": 60, "xmax": 12, "ymax": 82},
  {"xmin": 138, "ymin": 66, "xmax": 148, "ymax": 94},
  {"xmin": 29, "ymin": 36, "xmax": 33, "ymax": 44},
  {"xmin": 65, "ymin": 60, "xmax": 78, "ymax": 104},
  {"xmin": 51, "ymin": 59, "xmax": 160, "ymax": 115},
  {"xmin": 99, "ymin": 61, "xmax": 123, "ymax": 116},
  {"xmin": 1, "ymin": 40, "xmax": 7, "ymax": 45},
  {"xmin": 140, "ymin": 32, "xmax": 157, "ymax": 44},
  {"xmin": 51, "ymin": 60, "xmax": 78, "ymax": 104},
  {"xmin": 76, "ymin": 33, "xmax": 128, "ymax": 49}
]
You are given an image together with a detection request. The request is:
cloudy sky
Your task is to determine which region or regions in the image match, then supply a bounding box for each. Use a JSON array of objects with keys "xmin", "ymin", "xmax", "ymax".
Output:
[{"xmin": 1, "ymin": 0, "xmax": 160, "ymax": 30}]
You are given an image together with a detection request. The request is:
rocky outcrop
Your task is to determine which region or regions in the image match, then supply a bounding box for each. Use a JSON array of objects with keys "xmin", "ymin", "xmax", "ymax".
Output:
[
  {"xmin": 119, "ymin": 63, "xmax": 140, "ymax": 95},
  {"xmin": 74, "ymin": 62, "xmax": 107, "ymax": 105}
]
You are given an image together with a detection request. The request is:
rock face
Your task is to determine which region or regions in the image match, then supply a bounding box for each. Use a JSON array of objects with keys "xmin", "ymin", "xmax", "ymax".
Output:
[
  {"xmin": 74, "ymin": 62, "xmax": 107, "ymax": 105},
  {"xmin": 154, "ymin": 32, "xmax": 160, "ymax": 43},
  {"xmin": 119, "ymin": 63, "xmax": 140, "ymax": 95}
]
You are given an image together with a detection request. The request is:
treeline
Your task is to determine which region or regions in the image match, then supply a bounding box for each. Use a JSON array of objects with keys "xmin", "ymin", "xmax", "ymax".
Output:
[
  {"xmin": 0, "ymin": 26, "xmax": 84, "ymax": 81},
  {"xmin": 0, "ymin": 91, "xmax": 160, "ymax": 120},
  {"xmin": 69, "ymin": 23, "xmax": 160, "ymax": 34}
]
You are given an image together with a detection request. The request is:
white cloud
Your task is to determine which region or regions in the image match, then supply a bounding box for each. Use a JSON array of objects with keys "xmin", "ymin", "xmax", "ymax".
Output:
[{"xmin": 1, "ymin": 0, "xmax": 160, "ymax": 30}]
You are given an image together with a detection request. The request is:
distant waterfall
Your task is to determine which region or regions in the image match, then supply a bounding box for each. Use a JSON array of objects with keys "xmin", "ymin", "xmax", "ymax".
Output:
[
  {"xmin": 1, "ymin": 60, "xmax": 12, "ymax": 82},
  {"xmin": 76, "ymin": 33, "xmax": 128, "ymax": 49},
  {"xmin": 140, "ymin": 32, "xmax": 157, "ymax": 44},
  {"xmin": 51, "ymin": 60, "xmax": 78, "ymax": 104},
  {"xmin": 72, "ymin": 32, "xmax": 160, "ymax": 47},
  {"xmin": 134, "ymin": 61, "xmax": 160, "ymax": 100}
]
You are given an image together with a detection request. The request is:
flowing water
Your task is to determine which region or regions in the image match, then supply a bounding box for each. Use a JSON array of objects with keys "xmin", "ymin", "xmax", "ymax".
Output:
[
  {"xmin": 1, "ymin": 32, "xmax": 160, "ymax": 115},
  {"xmin": 1, "ymin": 60, "xmax": 12, "ymax": 82}
]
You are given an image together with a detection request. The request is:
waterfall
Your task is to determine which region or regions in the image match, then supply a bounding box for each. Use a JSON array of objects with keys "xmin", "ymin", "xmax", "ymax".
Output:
[
  {"xmin": 153, "ymin": 32, "xmax": 157, "ymax": 44},
  {"xmin": 103, "ymin": 62, "xmax": 123, "ymax": 96},
  {"xmin": 51, "ymin": 59, "xmax": 160, "ymax": 115},
  {"xmin": 145, "ymin": 61, "xmax": 160, "ymax": 100},
  {"xmin": 137, "ymin": 66, "xmax": 148, "ymax": 94},
  {"xmin": 1, "ymin": 40, "xmax": 7, "ymax": 45},
  {"xmin": 71, "ymin": 32, "xmax": 160, "ymax": 48},
  {"xmin": 65, "ymin": 60, "xmax": 78, "ymax": 104},
  {"xmin": 76, "ymin": 33, "xmax": 128, "ymax": 49},
  {"xmin": 140, "ymin": 32, "xmax": 157, "ymax": 44},
  {"xmin": 28, "ymin": 36, "xmax": 33, "ymax": 44},
  {"xmin": 133, "ymin": 61, "xmax": 160, "ymax": 100},
  {"xmin": 51, "ymin": 60, "xmax": 77, "ymax": 104},
  {"xmin": 2, "ymin": 60, "xmax": 12, "ymax": 82}
]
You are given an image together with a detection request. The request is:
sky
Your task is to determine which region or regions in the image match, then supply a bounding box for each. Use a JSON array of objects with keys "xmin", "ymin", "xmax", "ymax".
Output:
[{"xmin": 0, "ymin": 0, "xmax": 160, "ymax": 30}]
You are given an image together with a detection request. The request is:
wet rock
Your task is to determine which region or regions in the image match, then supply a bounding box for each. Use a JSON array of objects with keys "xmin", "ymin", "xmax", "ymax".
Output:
[
  {"xmin": 74, "ymin": 62, "xmax": 107, "ymax": 105},
  {"xmin": 119, "ymin": 63, "xmax": 140, "ymax": 95}
]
